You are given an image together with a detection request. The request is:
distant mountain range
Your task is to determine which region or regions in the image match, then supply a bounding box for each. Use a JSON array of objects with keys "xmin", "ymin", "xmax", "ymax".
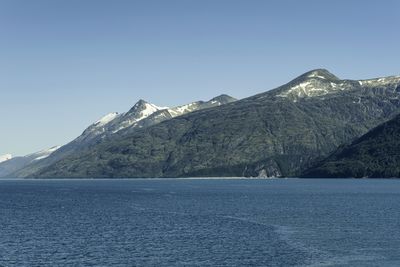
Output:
[
  {"xmin": 2, "ymin": 69, "xmax": 400, "ymax": 178},
  {"xmin": 1, "ymin": 68, "xmax": 397, "ymax": 178}
]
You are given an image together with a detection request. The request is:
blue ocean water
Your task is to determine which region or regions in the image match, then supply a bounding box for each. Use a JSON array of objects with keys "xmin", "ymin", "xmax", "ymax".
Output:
[{"xmin": 1, "ymin": 179, "xmax": 400, "ymax": 266}]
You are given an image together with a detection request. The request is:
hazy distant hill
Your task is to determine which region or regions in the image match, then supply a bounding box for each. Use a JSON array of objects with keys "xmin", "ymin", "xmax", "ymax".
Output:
[{"xmin": 0, "ymin": 147, "xmax": 59, "ymax": 177}]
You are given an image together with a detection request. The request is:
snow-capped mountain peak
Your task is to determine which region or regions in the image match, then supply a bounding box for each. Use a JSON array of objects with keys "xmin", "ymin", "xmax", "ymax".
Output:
[
  {"xmin": 0, "ymin": 154, "xmax": 12, "ymax": 163},
  {"xmin": 111, "ymin": 99, "xmax": 168, "ymax": 133},
  {"xmin": 78, "ymin": 99, "xmax": 167, "ymax": 139},
  {"xmin": 275, "ymin": 69, "xmax": 400, "ymax": 100},
  {"xmin": 302, "ymin": 69, "xmax": 339, "ymax": 81},
  {"xmin": 276, "ymin": 79, "xmax": 344, "ymax": 98},
  {"xmin": 275, "ymin": 69, "xmax": 343, "ymax": 99},
  {"xmin": 127, "ymin": 100, "xmax": 167, "ymax": 118}
]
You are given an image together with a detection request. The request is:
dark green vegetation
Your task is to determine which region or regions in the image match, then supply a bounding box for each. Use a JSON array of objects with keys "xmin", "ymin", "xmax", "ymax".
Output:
[
  {"xmin": 32, "ymin": 69, "xmax": 400, "ymax": 178},
  {"xmin": 302, "ymin": 114, "xmax": 400, "ymax": 178}
]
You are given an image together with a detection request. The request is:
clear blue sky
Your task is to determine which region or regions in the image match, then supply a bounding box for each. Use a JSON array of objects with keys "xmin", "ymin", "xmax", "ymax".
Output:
[{"xmin": 1, "ymin": 0, "xmax": 399, "ymax": 156}]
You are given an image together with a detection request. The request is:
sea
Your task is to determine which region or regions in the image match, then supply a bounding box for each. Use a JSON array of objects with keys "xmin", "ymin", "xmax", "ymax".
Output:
[{"xmin": 1, "ymin": 178, "xmax": 400, "ymax": 266}]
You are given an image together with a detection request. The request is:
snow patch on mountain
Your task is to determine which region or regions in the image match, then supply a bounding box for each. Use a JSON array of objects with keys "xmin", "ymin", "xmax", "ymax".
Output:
[
  {"xmin": 31, "ymin": 146, "xmax": 61, "ymax": 161},
  {"xmin": 167, "ymin": 95, "xmax": 236, "ymax": 118},
  {"xmin": 168, "ymin": 102, "xmax": 200, "ymax": 117},
  {"xmin": 307, "ymin": 73, "xmax": 327, "ymax": 79},
  {"xmin": 0, "ymin": 147, "xmax": 60, "ymax": 177},
  {"xmin": 111, "ymin": 101, "xmax": 167, "ymax": 133},
  {"xmin": 277, "ymin": 72, "xmax": 400, "ymax": 100},
  {"xmin": 136, "ymin": 102, "xmax": 166, "ymax": 121},
  {"xmin": 277, "ymin": 79, "xmax": 345, "ymax": 98},
  {"xmin": 358, "ymin": 76, "xmax": 400, "ymax": 87},
  {"xmin": 94, "ymin": 112, "xmax": 120, "ymax": 127},
  {"xmin": 0, "ymin": 154, "xmax": 12, "ymax": 163}
]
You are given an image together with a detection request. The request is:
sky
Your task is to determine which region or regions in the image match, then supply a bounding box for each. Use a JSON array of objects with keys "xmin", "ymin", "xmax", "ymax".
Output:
[{"xmin": 1, "ymin": 0, "xmax": 399, "ymax": 156}]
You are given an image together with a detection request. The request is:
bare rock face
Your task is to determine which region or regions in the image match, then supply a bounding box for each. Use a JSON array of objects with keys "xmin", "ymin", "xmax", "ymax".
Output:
[
  {"xmin": 240, "ymin": 160, "xmax": 282, "ymax": 178},
  {"xmin": 255, "ymin": 161, "xmax": 283, "ymax": 178}
]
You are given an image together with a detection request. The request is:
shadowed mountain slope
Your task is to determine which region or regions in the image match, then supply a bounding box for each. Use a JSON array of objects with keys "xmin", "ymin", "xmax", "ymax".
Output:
[{"xmin": 302, "ymin": 114, "xmax": 400, "ymax": 178}]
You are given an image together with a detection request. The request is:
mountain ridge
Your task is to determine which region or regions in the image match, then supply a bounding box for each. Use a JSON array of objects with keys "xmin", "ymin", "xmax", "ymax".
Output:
[
  {"xmin": 0, "ymin": 146, "xmax": 60, "ymax": 177},
  {"xmin": 30, "ymin": 69, "xmax": 400, "ymax": 178},
  {"xmin": 7, "ymin": 94, "xmax": 237, "ymax": 178}
]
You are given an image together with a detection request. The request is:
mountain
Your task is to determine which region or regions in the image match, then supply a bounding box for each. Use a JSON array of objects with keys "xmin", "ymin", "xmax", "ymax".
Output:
[
  {"xmin": 73, "ymin": 100, "xmax": 165, "ymax": 143},
  {"xmin": 0, "ymin": 154, "xmax": 12, "ymax": 163},
  {"xmin": 301, "ymin": 113, "xmax": 400, "ymax": 178},
  {"xmin": 8, "ymin": 95, "xmax": 236, "ymax": 178},
  {"xmin": 168, "ymin": 94, "xmax": 236, "ymax": 117},
  {"xmin": 0, "ymin": 147, "xmax": 59, "ymax": 177},
  {"xmin": 31, "ymin": 69, "xmax": 400, "ymax": 178},
  {"xmin": 116, "ymin": 95, "xmax": 238, "ymax": 135},
  {"xmin": 116, "ymin": 94, "xmax": 237, "ymax": 136},
  {"xmin": 8, "ymin": 100, "xmax": 165, "ymax": 177}
]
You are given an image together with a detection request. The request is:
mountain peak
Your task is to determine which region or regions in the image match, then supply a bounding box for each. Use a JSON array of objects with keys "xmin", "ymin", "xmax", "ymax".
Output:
[
  {"xmin": 136, "ymin": 99, "xmax": 149, "ymax": 105},
  {"xmin": 129, "ymin": 99, "xmax": 149, "ymax": 110},
  {"xmin": 128, "ymin": 99, "xmax": 166, "ymax": 113},
  {"xmin": 274, "ymin": 69, "xmax": 342, "ymax": 99},
  {"xmin": 209, "ymin": 94, "xmax": 237, "ymax": 104},
  {"xmin": 120, "ymin": 100, "xmax": 167, "ymax": 129},
  {"xmin": 300, "ymin": 69, "xmax": 339, "ymax": 81}
]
